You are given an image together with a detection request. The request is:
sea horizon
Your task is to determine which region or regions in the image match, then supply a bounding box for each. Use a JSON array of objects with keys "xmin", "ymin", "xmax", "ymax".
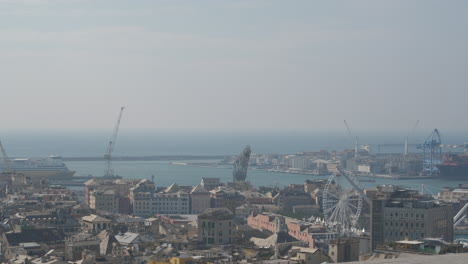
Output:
[{"xmin": 0, "ymin": 130, "xmax": 466, "ymax": 157}]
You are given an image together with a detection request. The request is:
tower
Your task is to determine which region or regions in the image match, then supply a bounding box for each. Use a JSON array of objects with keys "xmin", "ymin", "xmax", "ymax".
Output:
[{"xmin": 275, "ymin": 216, "xmax": 287, "ymax": 233}]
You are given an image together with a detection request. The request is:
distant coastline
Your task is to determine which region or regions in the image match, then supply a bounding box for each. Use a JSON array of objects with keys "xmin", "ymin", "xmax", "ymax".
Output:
[{"xmin": 62, "ymin": 155, "xmax": 225, "ymax": 162}]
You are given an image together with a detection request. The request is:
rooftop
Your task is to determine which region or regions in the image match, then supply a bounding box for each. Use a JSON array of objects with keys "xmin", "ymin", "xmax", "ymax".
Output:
[
  {"xmin": 199, "ymin": 208, "xmax": 234, "ymax": 220},
  {"xmin": 346, "ymin": 253, "xmax": 468, "ymax": 263},
  {"xmin": 5, "ymin": 228, "xmax": 65, "ymax": 246},
  {"xmin": 191, "ymin": 184, "xmax": 209, "ymax": 194},
  {"xmin": 115, "ymin": 232, "xmax": 139, "ymax": 244},
  {"xmin": 165, "ymin": 183, "xmax": 181, "ymax": 193},
  {"xmin": 201, "ymin": 178, "xmax": 220, "ymax": 184},
  {"xmin": 291, "ymin": 246, "xmax": 319, "ymax": 254},
  {"xmin": 81, "ymin": 214, "xmax": 112, "ymax": 223}
]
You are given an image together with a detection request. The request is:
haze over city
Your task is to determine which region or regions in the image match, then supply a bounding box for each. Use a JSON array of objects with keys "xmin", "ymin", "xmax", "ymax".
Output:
[
  {"xmin": 1, "ymin": 0, "xmax": 468, "ymax": 132},
  {"xmin": 2, "ymin": 1, "xmax": 468, "ymax": 264}
]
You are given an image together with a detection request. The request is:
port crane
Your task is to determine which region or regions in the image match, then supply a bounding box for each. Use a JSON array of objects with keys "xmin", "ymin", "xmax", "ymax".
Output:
[
  {"xmin": 422, "ymin": 129, "xmax": 442, "ymax": 175},
  {"xmin": 0, "ymin": 141, "xmax": 14, "ymax": 174},
  {"xmin": 104, "ymin": 107, "xmax": 125, "ymax": 178},
  {"xmin": 233, "ymin": 145, "xmax": 251, "ymax": 182}
]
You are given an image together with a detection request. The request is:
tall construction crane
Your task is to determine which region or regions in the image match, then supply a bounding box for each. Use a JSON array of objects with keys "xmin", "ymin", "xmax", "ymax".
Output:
[
  {"xmin": 405, "ymin": 120, "xmax": 419, "ymax": 156},
  {"xmin": 104, "ymin": 107, "xmax": 125, "ymax": 178},
  {"xmin": 0, "ymin": 141, "xmax": 14, "ymax": 174},
  {"xmin": 344, "ymin": 120, "xmax": 359, "ymax": 158}
]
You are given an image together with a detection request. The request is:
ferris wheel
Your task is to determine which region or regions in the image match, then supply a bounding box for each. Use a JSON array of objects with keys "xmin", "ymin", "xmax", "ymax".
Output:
[{"xmin": 322, "ymin": 169, "xmax": 364, "ymax": 233}]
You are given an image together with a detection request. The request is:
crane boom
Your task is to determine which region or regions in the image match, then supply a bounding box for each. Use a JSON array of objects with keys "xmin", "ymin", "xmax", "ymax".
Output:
[
  {"xmin": 0, "ymin": 141, "xmax": 14, "ymax": 173},
  {"xmin": 104, "ymin": 107, "xmax": 125, "ymax": 177},
  {"xmin": 410, "ymin": 120, "xmax": 419, "ymax": 136},
  {"xmin": 343, "ymin": 120, "xmax": 353, "ymax": 139},
  {"xmin": 344, "ymin": 120, "xmax": 359, "ymax": 158},
  {"xmin": 337, "ymin": 167, "xmax": 371, "ymax": 205}
]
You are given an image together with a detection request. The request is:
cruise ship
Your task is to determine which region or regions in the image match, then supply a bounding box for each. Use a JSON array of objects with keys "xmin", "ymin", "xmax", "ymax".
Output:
[{"xmin": 0, "ymin": 155, "xmax": 75, "ymax": 179}]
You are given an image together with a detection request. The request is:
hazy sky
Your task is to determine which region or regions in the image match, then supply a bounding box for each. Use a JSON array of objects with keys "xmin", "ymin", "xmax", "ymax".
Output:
[{"xmin": 1, "ymin": 0, "xmax": 467, "ymax": 133}]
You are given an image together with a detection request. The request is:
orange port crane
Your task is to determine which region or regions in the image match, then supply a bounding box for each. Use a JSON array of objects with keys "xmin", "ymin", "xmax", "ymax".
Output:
[{"xmin": 104, "ymin": 106, "xmax": 125, "ymax": 178}]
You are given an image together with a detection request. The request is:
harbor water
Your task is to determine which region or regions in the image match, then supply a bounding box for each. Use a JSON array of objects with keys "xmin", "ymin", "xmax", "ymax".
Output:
[
  {"xmin": 66, "ymin": 160, "xmax": 467, "ymax": 194},
  {"xmin": 1, "ymin": 131, "xmax": 466, "ymax": 193}
]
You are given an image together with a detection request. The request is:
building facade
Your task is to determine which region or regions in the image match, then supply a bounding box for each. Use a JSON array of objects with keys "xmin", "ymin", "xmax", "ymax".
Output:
[
  {"xmin": 328, "ymin": 238, "xmax": 360, "ymax": 263},
  {"xmin": 131, "ymin": 182, "xmax": 190, "ymax": 218},
  {"xmin": 190, "ymin": 184, "xmax": 211, "ymax": 214},
  {"xmin": 130, "ymin": 180, "xmax": 156, "ymax": 217},
  {"xmin": 81, "ymin": 214, "xmax": 112, "ymax": 232},
  {"xmin": 90, "ymin": 189, "xmax": 119, "ymax": 213},
  {"xmin": 153, "ymin": 191, "xmax": 190, "ymax": 215},
  {"xmin": 371, "ymin": 195, "xmax": 454, "ymax": 250},
  {"xmin": 273, "ymin": 188, "xmax": 313, "ymax": 212},
  {"xmin": 198, "ymin": 208, "xmax": 235, "ymax": 245}
]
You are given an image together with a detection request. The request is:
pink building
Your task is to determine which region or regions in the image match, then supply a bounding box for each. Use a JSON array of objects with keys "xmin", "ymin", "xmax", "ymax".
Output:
[
  {"xmin": 247, "ymin": 213, "xmax": 278, "ymax": 233},
  {"xmin": 248, "ymin": 212, "xmax": 325, "ymax": 248},
  {"xmin": 287, "ymin": 221, "xmax": 325, "ymax": 248}
]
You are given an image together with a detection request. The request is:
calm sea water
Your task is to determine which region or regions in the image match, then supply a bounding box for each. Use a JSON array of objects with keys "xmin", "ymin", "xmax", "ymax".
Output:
[{"xmin": 1, "ymin": 131, "xmax": 467, "ymax": 157}]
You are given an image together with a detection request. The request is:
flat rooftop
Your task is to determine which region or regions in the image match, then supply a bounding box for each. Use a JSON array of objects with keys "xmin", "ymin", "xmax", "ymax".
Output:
[{"xmin": 347, "ymin": 253, "xmax": 468, "ymax": 263}]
